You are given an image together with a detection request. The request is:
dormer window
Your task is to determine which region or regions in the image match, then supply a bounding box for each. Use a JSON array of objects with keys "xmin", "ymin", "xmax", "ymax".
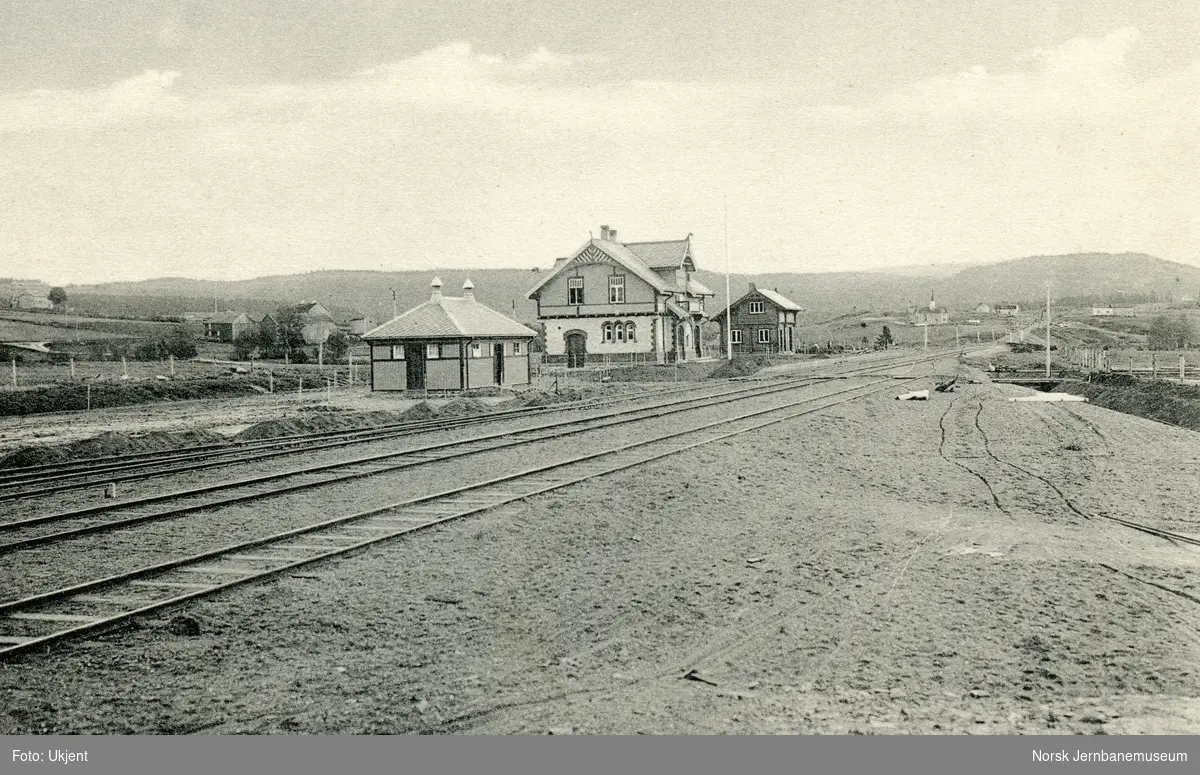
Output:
[
  {"xmin": 609, "ymin": 275, "xmax": 625, "ymax": 304},
  {"xmin": 568, "ymin": 277, "xmax": 584, "ymax": 305},
  {"xmin": 749, "ymin": 301, "xmax": 765, "ymax": 314}
]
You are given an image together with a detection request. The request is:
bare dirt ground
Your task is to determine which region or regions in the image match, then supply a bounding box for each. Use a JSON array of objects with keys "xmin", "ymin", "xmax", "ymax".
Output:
[
  {"xmin": 1, "ymin": 361, "xmax": 1198, "ymax": 735},
  {"xmin": 0, "ymin": 375, "xmax": 646, "ymax": 455}
]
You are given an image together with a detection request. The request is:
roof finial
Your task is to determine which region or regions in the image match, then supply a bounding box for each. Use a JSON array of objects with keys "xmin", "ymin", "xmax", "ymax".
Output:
[{"xmin": 431, "ymin": 277, "xmax": 443, "ymax": 301}]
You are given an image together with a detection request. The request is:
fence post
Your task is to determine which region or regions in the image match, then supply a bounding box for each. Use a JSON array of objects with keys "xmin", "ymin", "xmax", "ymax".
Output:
[
  {"xmin": 169, "ymin": 353, "xmax": 175, "ymax": 376},
  {"xmin": 10, "ymin": 359, "xmax": 16, "ymax": 387},
  {"xmin": 269, "ymin": 371, "xmax": 274, "ymax": 394},
  {"xmin": 1152, "ymin": 353, "xmax": 1157, "ymax": 380},
  {"xmin": 298, "ymin": 376, "xmax": 303, "ymax": 396},
  {"xmin": 1129, "ymin": 357, "xmax": 1133, "ymax": 376},
  {"xmin": 122, "ymin": 356, "xmax": 128, "ymax": 379},
  {"xmin": 70, "ymin": 356, "xmax": 76, "ymax": 381},
  {"xmin": 1181, "ymin": 355, "xmax": 1186, "ymax": 383},
  {"xmin": 86, "ymin": 383, "xmax": 91, "ymax": 411}
]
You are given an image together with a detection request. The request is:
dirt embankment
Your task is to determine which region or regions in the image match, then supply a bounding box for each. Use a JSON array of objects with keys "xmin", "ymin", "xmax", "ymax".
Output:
[
  {"xmin": 1053, "ymin": 373, "xmax": 1200, "ymax": 431},
  {"xmin": 0, "ymin": 384, "xmax": 635, "ymax": 469}
]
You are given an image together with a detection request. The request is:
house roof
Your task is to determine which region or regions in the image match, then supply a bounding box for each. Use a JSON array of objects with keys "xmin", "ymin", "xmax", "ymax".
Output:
[
  {"xmin": 526, "ymin": 234, "xmax": 705, "ymax": 300},
  {"xmin": 756, "ymin": 288, "xmax": 803, "ymax": 311},
  {"xmin": 624, "ymin": 238, "xmax": 691, "ymax": 270},
  {"xmin": 363, "ymin": 294, "xmax": 536, "ymax": 340},
  {"xmin": 206, "ymin": 311, "xmax": 249, "ymax": 324},
  {"xmin": 709, "ymin": 286, "xmax": 804, "ymax": 321}
]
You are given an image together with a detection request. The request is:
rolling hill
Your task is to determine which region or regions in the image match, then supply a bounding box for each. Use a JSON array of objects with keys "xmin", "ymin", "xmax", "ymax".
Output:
[{"xmin": 65, "ymin": 253, "xmax": 1200, "ymax": 325}]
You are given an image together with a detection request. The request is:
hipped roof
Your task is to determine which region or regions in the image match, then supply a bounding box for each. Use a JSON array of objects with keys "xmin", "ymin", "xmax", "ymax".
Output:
[{"xmin": 364, "ymin": 293, "xmax": 536, "ymax": 340}]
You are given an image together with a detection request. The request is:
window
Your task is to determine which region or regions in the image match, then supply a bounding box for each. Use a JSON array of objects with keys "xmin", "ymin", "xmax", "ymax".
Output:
[
  {"xmin": 730, "ymin": 329, "xmax": 743, "ymax": 344},
  {"xmin": 609, "ymin": 275, "xmax": 626, "ymax": 304},
  {"xmin": 749, "ymin": 301, "xmax": 765, "ymax": 314},
  {"xmin": 568, "ymin": 277, "xmax": 584, "ymax": 305},
  {"xmin": 757, "ymin": 329, "xmax": 771, "ymax": 343},
  {"xmin": 602, "ymin": 322, "xmax": 614, "ymax": 342},
  {"xmin": 471, "ymin": 342, "xmax": 482, "ymax": 358},
  {"xmin": 391, "ymin": 345, "xmax": 405, "ymax": 360},
  {"xmin": 512, "ymin": 341, "xmax": 522, "ymax": 355},
  {"xmin": 625, "ymin": 322, "xmax": 636, "ymax": 342},
  {"xmin": 616, "ymin": 322, "xmax": 625, "ymax": 342},
  {"xmin": 427, "ymin": 343, "xmax": 440, "ymax": 359}
]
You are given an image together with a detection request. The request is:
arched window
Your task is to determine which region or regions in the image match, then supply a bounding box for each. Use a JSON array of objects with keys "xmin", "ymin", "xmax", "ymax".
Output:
[
  {"xmin": 616, "ymin": 321, "xmax": 625, "ymax": 342},
  {"xmin": 626, "ymin": 322, "xmax": 636, "ymax": 342},
  {"xmin": 602, "ymin": 322, "xmax": 614, "ymax": 342}
]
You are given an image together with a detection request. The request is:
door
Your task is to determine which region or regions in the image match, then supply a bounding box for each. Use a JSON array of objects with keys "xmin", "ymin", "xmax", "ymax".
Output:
[
  {"xmin": 493, "ymin": 343, "xmax": 505, "ymax": 384},
  {"xmin": 404, "ymin": 343, "xmax": 425, "ymax": 390},
  {"xmin": 565, "ymin": 331, "xmax": 586, "ymax": 368}
]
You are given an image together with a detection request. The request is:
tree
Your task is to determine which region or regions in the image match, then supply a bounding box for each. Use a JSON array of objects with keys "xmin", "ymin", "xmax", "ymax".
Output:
[
  {"xmin": 325, "ymin": 331, "xmax": 349, "ymax": 362},
  {"xmin": 875, "ymin": 325, "xmax": 894, "ymax": 350},
  {"xmin": 164, "ymin": 326, "xmax": 197, "ymax": 359},
  {"xmin": 272, "ymin": 306, "xmax": 307, "ymax": 360},
  {"xmin": 48, "ymin": 287, "xmax": 67, "ymax": 308},
  {"xmin": 1147, "ymin": 315, "xmax": 1195, "ymax": 350},
  {"xmin": 232, "ymin": 330, "xmax": 259, "ymax": 361}
]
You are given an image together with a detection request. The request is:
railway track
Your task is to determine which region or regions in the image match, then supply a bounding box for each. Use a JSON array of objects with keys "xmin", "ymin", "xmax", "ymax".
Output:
[
  {"xmin": 0, "ymin": 349, "xmax": 958, "ymax": 501},
  {"xmin": 0, "ymin": 371, "xmax": 925, "ymax": 659},
  {"xmin": 0, "ymin": 369, "xmax": 916, "ymax": 551}
]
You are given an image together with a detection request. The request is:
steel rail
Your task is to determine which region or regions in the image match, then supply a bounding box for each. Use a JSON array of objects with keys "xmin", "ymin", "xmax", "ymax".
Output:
[
  {"xmin": 0, "ymin": 372, "xmax": 895, "ymax": 550},
  {"xmin": 0, "ymin": 375, "xmax": 913, "ymax": 660},
  {"xmin": 0, "ymin": 348, "xmax": 955, "ymax": 494}
]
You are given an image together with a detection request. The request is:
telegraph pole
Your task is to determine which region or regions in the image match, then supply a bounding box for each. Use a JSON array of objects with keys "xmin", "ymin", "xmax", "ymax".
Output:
[
  {"xmin": 1045, "ymin": 282, "xmax": 1052, "ymax": 378},
  {"xmin": 724, "ymin": 194, "xmax": 732, "ymax": 361}
]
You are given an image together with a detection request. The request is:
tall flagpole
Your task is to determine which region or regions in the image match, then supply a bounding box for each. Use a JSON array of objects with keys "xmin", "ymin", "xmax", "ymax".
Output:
[
  {"xmin": 1045, "ymin": 281, "xmax": 1051, "ymax": 378},
  {"xmin": 724, "ymin": 195, "xmax": 732, "ymax": 361}
]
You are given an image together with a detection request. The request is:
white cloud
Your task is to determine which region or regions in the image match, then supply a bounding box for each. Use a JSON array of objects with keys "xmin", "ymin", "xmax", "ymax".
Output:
[
  {"xmin": 1, "ymin": 33, "xmax": 1198, "ymax": 283},
  {"xmin": 876, "ymin": 27, "xmax": 1160, "ymax": 118},
  {"xmin": 0, "ymin": 69, "xmax": 184, "ymax": 132}
]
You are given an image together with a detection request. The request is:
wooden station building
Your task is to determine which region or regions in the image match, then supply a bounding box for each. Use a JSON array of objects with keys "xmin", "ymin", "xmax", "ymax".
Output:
[
  {"xmin": 363, "ymin": 278, "xmax": 536, "ymax": 392},
  {"xmin": 711, "ymin": 283, "xmax": 805, "ymax": 355}
]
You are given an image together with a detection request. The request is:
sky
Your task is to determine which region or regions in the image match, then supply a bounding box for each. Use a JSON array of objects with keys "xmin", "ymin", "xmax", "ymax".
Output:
[{"xmin": 2, "ymin": 1, "xmax": 1198, "ymax": 285}]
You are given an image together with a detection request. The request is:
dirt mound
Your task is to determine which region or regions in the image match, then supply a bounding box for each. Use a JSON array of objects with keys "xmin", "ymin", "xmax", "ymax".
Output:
[
  {"xmin": 435, "ymin": 397, "xmax": 490, "ymax": 418},
  {"xmin": 235, "ymin": 409, "xmax": 410, "ymax": 441},
  {"xmin": 399, "ymin": 402, "xmax": 436, "ymax": 421},
  {"xmin": 0, "ymin": 428, "xmax": 231, "ymax": 469},
  {"xmin": 1054, "ymin": 376, "xmax": 1200, "ymax": 431},
  {"xmin": 708, "ymin": 356, "xmax": 772, "ymax": 379}
]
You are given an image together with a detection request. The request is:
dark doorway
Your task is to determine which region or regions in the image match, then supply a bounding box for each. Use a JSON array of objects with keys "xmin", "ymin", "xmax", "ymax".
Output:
[
  {"xmin": 405, "ymin": 343, "xmax": 426, "ymax": 390},
  {"xmin": 493, "ymin": 343, "xmax": 505, "ymax": 384},
  {"xmin": 565, "ymin": 331, "xmax": 586, "ymax": 368}
]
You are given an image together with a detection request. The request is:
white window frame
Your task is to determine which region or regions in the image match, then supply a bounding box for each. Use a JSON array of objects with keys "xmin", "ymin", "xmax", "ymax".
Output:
[
  {"xmin": 749, "ymin": 301, "xmax": 765, "ymax": 314},
  {"xmin": 730, "ymin": 329, "xmax": 743, "ymax": 344},
  {"xmin": 609, "ymin": 275, "xmax": 626, "ymax": 304},
  {"xmin": 471, "ymin": 342, "xmax": 482, "ymax": 359},
  {"xmin": 616, "ymin": 322, "xmax": 625, "ymax": 342},
  {"xmin": 625, "ymin": 322, "xmax": 636, "ymax": 342},
  {"xmin": 427, "ymin": 343, "xmax": 440, "ymax": 359},
  {"xmin": 602, "ymin": 322, "xmax": 614, "ymax": 343},
  {"xmin": 512, "ymin": 341, "xmax": 522, "ymax": 355},
  {"xmin": 392, "ymin": 345, "xmax": 405, "ymax": 360},
  {"xmin": 568, "ymin": 277, "xmax": 584, "ymax": 305},
  {"xmin": 757, "ymin": 328, "xmax": 771, "ymax": 343}
]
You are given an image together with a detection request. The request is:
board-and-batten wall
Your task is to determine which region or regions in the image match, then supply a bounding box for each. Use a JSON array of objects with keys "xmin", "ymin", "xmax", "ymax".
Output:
[{"xmin": 369, "ymin": 340, "xmax": 530, "ymax": 391}]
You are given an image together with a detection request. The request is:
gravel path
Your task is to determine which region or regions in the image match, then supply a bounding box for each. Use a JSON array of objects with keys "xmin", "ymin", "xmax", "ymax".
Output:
[{"xmin": 1, "ymin": 364, "xmax": 1197, "ymax": 735}]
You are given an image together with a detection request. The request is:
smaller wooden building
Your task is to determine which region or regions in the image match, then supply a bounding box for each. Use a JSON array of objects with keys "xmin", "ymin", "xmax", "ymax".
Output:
[
  {"xmin": 711, "ymin": 283, "xmax": 805, "ymax": 355},
  {"xmin": 363, "ymin": 278, "xmax": 536, "ymax": 392}
]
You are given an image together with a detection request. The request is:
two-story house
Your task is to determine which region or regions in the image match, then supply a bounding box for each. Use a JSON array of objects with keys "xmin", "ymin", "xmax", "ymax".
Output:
[
  {"xmin": 710, "ymin": 283, "xmax": 805, "ymax": 355},
  {"xmin": 526, "ymin": 225, "xmax": 715, "ymax": 367}
]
